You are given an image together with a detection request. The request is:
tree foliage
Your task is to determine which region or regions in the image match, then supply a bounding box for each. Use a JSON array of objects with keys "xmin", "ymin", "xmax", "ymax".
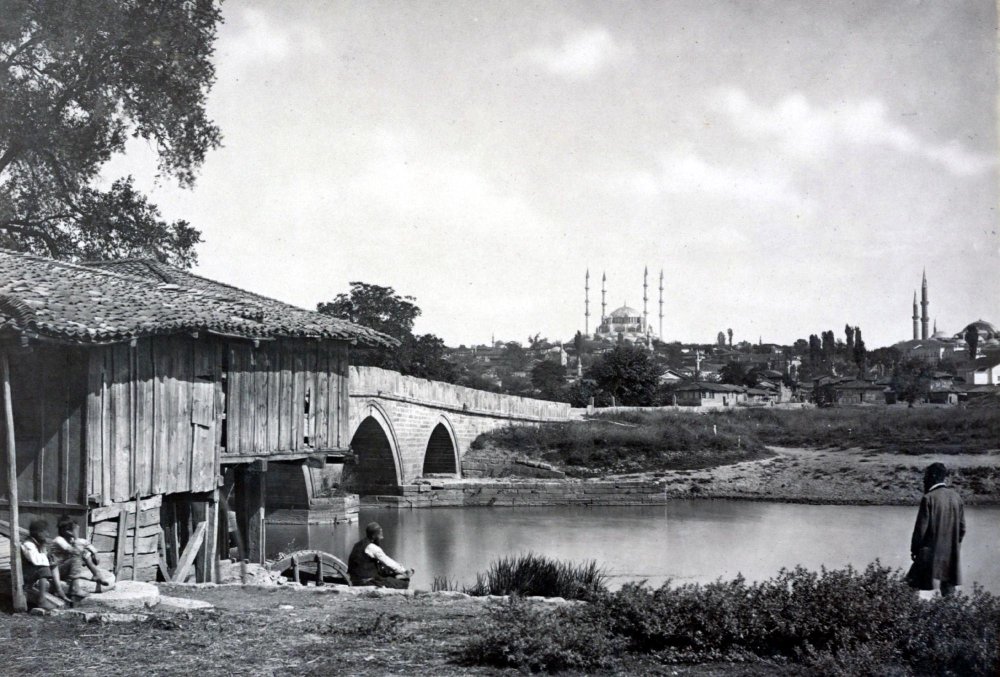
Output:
[
  {"xmin": 318, "ymin": 281, "xmax": 455, "ymax": 381},
  {"xmin": 586, "ymin": 344, "xmax": 664, "ymax": 406},
  {"xmin": 0, "ymin": 0, "xmax": 224, "ymax": 265},
  {"xmin": 892, "ymin": 357, "xmax": 934, "ymax": 404},
  {"xmin": 965, "ymin": 325, "xmax": 979, "ymax": 360},
  {"xmin": 530, "ymin": 359, "xmax": 566, "ymax": 401}
]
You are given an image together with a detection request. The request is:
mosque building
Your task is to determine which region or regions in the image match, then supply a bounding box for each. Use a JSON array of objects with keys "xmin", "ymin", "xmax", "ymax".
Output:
[
  {"xmin": 584, "ymin": 267, "xmax": 662, "ymax": 344},
  {"xmin": 894, "ymin": 270, "xmax": 1000, "ymax": 361}
]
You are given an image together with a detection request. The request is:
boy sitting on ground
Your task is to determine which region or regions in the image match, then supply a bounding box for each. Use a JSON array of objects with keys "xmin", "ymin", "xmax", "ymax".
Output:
[
  {"xmin": 21, "ymin": 519, "xmax": 70, "ymax": 610},
  {"xmin": 50, "ymin": 515, "xmax": 115, "ymax": 597}
]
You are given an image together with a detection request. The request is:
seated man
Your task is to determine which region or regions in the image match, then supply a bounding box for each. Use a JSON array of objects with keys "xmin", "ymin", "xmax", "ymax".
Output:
[
  {"xmin": 50, "ymin": 515, "xmax": 114, "ymax": 598},
  {"xmin": 21, "ymin": 519, "xmax": 70, "ymax": 609},
  {"xmin": 347, "ymin": 522, "xmax": 414, "ymax": 589}
]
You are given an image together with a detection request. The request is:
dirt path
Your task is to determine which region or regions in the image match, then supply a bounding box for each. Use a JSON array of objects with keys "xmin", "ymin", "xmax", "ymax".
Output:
[{"xmin": 631, "ymin": 446, "xmax": 1000, "ymax": 505}]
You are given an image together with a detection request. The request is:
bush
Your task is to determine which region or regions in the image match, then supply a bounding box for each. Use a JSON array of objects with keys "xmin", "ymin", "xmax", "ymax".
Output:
[
  {"xmin": 461, "ymin": 561, "xmax": 1000, "ymax": 674},
  {"xmin": 461, "ymin": 598, "xmax": 621, "ymax": 672},
  {"xmin": 463, "ymin": 553, "xmax": 607, "ymax": 600}
]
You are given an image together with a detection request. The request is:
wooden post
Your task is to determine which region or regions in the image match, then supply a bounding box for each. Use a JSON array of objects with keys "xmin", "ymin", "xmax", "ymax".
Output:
[
  {"xmin": 246, "ymin": 462, "xmax": 266, "ymax": 564},
  {"xmin": 114, "ymin": 506, "xmax": 128, "ymax": 578},
  {"xmin": 1, "ymin": 351, "xmax": 27, "ymax": 612}
]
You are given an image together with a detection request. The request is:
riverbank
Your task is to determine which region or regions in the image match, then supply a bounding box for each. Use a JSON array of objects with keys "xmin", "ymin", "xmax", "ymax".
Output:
[
  {"xmin": 0, "ymin": 584, "xmax": 772, "ymax": 675},
  {"xmin": 370, "ymin": 445, "xmax": 1000, "ymax": 508}
]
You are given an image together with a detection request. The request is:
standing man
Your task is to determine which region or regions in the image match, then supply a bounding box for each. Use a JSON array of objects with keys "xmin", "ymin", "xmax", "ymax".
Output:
[
  {"xmin": 347, "ymin": 522, "xmax": 414, "ymax": 589},
  {"xmin": 910, "ymin": 462, "xmax": 965, "ymax": 597}
]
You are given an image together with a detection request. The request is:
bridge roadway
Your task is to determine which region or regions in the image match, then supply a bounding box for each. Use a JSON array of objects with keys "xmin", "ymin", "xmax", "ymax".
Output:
[{"xmin": 341, "ymin": 366, "xmax": 570, "ymax": 494}]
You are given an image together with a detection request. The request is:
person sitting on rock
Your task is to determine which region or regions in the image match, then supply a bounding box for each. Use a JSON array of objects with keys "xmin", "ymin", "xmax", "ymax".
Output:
[
  {"xmin": 21, "ymin": 519, "xmax": 70, "ymax": 609},
  {"xmin": 347, "ymin": 522, "xmax": 414, "ymax": 589},
  {"xmin": 50, "ymin": 515, "xmax": 114, "ymax": 597}
]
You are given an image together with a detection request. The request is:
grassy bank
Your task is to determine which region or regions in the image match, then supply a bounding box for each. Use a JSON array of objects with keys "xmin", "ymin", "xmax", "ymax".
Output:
[
  {"xmin": 464, "ymin": 562, "xmax": 1000, "ymax": 675},
  {"xmin": 471, "ymin": 413, "xmax": 770, "ymax": 476},
  {"xmin": 469, "ymin": 406, "xmax": 1000, "ymax": 478}
]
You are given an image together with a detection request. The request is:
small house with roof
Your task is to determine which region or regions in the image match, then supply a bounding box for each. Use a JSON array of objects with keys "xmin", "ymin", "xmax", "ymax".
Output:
[
  {"xmin": 0, "ymin": 251, "xmax": 393, "ymax": 582},
  {"xmin": 673, "ymin": 382, "xmax": 746, "ymax": 407}
]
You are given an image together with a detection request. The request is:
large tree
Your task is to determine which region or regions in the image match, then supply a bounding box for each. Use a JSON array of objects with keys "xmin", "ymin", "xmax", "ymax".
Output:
[
  {"xmin": 530, "ymin": 359, "xmax": 566, "ymax": 401},
  {"xmin": 0, "ymin": 0, "xmax": 223, "ymax": 265},
  {"xmin": 587, "ymin": 344, "xmax": 664, "ymax": 406},
  {"xmin": 965, "ymin": 325, "xmax": 979, "ymax": 360},
  {"xmin": 318, "ymin": 281, "xmax": 456, "ymax": 381}
]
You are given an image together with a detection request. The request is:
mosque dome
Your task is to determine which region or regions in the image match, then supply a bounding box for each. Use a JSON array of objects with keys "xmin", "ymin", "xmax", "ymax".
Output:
[
  {"xmin": 955, "ymin": 320, "xmax": 999, "ymax": 342},
  {"xmin": 931, "ymin": 329, "xmax": 951, "ymax": 340},
  {"xmin": 609, "ymin": 305, "xmax": 641, "ymax": 318}
]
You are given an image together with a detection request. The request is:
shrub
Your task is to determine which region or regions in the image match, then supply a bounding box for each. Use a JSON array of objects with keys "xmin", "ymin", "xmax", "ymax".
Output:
[
  {"xmin": 464, "ymin": 553, "xmax": 607, "ymax": 601},
  {"xmin": 461, "ymin": 597, "xmax": 620, "ymax": 672},
  {"xmin": 461, "ymin": 561, "xmax": 1000, "ymax": 675}
]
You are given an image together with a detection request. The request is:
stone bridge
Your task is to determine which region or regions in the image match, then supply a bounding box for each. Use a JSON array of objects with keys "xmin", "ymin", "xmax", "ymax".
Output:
[{"xmin": 342, "ymin": 366, "xmax": 570, "ymax": 494}]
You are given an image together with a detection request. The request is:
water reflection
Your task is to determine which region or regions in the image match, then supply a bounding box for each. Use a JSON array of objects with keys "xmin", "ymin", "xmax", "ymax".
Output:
[{"xmin": 266, "ymin": 501, "xmax": 1000, "ymax": 592}]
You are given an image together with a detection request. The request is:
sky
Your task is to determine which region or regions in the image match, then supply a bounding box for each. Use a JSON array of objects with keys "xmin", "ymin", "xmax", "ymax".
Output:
[{"xmin": 104, "ymin": 0, "xmax": 1000, "ymax": 348}]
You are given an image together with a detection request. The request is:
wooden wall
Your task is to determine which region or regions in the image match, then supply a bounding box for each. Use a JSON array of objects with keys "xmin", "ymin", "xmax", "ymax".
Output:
[
  {"xmin": 86, "ymin": 336, "xmax": 218, "ymax": 505},
  {"xmin": 224, "ymin": 340, "xmax": 349, "ymax": 457},
  {"xmin": 0, "ymin": 346, "xmax": 88, "ymax": 509}
]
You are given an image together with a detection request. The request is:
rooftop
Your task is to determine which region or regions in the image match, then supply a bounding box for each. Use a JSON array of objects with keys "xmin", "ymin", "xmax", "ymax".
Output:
[{"xmin": 0, "ymin": 251, "xmax": 396, "ymax": 347}]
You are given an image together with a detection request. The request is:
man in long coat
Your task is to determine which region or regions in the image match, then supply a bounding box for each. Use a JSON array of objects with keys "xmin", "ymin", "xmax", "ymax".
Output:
[{"xmin": 910, "ymin": 462, "xmax": 965, "ymax": 596}]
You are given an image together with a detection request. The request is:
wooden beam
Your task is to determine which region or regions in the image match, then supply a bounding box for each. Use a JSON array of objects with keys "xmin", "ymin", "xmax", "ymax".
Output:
[
  {"xmin": 114, "ymin": 507, "xmax": 128, "ymax": 578},
  {"xmin": 1, "ymin": 351, "xmax": 27, "ymax": 612},
  {"xmin": 157, "ymin": 528, "xmax": 171, "ymax": 581},
  {"xmin": 172, "ymin": 520, "xmax": 207, "ymax": 583},
  {"xmin": 246, "ymin": 467, "xmax": 265, "ymax": 564}
]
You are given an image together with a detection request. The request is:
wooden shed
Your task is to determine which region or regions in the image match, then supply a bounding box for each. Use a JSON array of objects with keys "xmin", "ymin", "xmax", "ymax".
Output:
[{"xmin": 0, "ymin": 251, "xmax": 393, "ymax": 583}]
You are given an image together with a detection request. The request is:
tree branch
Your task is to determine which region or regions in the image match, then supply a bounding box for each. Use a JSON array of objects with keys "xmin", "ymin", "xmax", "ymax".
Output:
[
  {"xmin": 0, "ymin": 32, "xmax": 39, "ymax": 69},
  {"xmin": 0, "ymin": 220, "xmax": 64, "ymax": 257}
]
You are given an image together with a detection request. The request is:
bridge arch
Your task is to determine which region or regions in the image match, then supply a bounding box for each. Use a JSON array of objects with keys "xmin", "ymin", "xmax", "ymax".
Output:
[
  {"xmin": 421, "ymin": 415, "xmax": 460, "ymax": 477},
  {"xmin": 344, "ymin": 401, "xmax": 402, "ymax": 494}
]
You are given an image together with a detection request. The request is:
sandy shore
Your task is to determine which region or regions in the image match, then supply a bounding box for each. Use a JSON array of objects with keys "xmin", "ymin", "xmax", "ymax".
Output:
[{"xmin": 629, "ymin": 446, "xmax": 1000, "ymax": 505}]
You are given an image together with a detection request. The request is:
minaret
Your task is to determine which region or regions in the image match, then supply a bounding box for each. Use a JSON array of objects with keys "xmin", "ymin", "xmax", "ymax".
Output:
[
  {"xmin": 912, "ymin": 292, "xmax": 919, "ymax": 340},
  {"xmin": 600, "ymin": 272, "xmax": 607, "ymax": 327},
  {"xmin": 642, "ymin": 266, "xmax": 649, "ymax": 334},
  {"xmin": 921, "ymin": 269, "xmax": 929, "ymax": 340},
  {"xmin": 658, "ymin": 269, "xmax": 664, "ymax": 340},
  {"xmin": 584, "ymin": 269, "xmax": 590, "ymax": 336}
]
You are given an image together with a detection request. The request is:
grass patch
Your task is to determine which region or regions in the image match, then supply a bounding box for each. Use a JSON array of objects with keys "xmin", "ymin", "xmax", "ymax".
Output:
[
  {"xmin": 463, "ymin": 562, "xmax": 1000, "ymax": 675},
  {"xmin": 470, "ymin": 407, "xmax": 1000, "ymax": 476},
  {"xmin": 461, "ymin": 553, "xmax": 607, "ymax": 600}
]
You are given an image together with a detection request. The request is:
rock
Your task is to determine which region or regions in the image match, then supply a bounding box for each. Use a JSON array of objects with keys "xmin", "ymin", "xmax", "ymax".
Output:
[
  {"xmin": 29, "ymin": 607, "xmax": 49, "ymax": 616},
  {"xmin": 156, "ymin": 595, "xmax": 215, "ymax": 612},
  {"xmin": 432, "ymin": 590, "xmax": 470, "ymax": 600},
  {"xmin": 76, "ymin": 580, "xmax": 159, "ymax": 611},
  {"xmin": 90, "ymin": 612, "xmax": 149, "ymax": 623}
]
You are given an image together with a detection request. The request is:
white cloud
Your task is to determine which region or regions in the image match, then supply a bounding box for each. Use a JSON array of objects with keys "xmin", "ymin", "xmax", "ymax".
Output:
[
  {"xmin": 714, "ymin": 87, "xmax": 994, "ymax": 176},
  {"xmin": 520, "ymin": 28, "xmax": 628, "ymax": 79},
  {"xmin": 221, "ymin": 8, "xmax": 326, "ymax": 67},
  {"xmin": 612, "ymin": 151, "xmax": 806, "ymax": 207}
]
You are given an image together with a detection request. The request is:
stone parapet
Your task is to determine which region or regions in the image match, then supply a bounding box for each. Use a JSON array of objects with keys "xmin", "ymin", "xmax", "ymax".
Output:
[{"xmin": 360, "ymin": 479, "xmax": 667, "ymax": 508}]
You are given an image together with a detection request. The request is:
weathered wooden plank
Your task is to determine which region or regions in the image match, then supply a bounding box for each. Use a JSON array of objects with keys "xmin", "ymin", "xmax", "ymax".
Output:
[
  {"xmin": 60, "ymin": 368, "xmax": 70, "ymax": 504},
  {"xmin": 245, "ymin": 468, "xmax": 265, "ymax": 564},
  {"xmin": 88, "ymin": 495, "xmax": 163, "ymax": 522},
  {"xmin": 253, "ymin": 349, "xmax": 268, "ymax": 454},
  {"xmin": 92, "ymin": 532, "xmax": 158, "ymax": 555},
  {"xmin": 265, "ymin": 345, "xmax": 280, "ymax": 454},
  {"xmin": 314, "ymin": 345, "xmax": 329, "ymax": 449},
  {"xmin": 291, "ymin": 350, "xmax": 305, "ymax": 451},
  {"xmin": 278, "ymin": 343, "xmax": 293, "ymax": 451},
  {"xmin": 338, "ymin": 347, "xmax": 350, "ymax": 448},
  {"xmin": 85, "ymin": 352, "xmax": 104, "ymax": 502},
  {"xmin": 92, "ymin": 520, "xmax": 160, "ymax": 538},
  {"xmin": 113, "ymin": 508, "xmax": 128, "ymax": 576},
  {"xmin": 205, "ymin": 494, "xmax": 219, "ymax": 583},
  {"xmin": 327, "ymin": 346, "xmax": 339, "ymax": 449},
  {"xmin": 157, "ymin": 528, "xmax": 171, "ymax": 581},
  {"xmin": 135, "ymin": 340, "xmax": 155, "ymax": 497},
  {"xmin": 213, "ymin": 341, "xmax": 225, "ymax": 456},
  {"xmin": 110, "ymin": 344, "xmax": 132, "ymax": 501},
  {"xmin": 303, "ymin": 347, "xmax": 317, "ymax": 447},
  {"xmin": 238, "ymin": 346, "xmax": 255, "ymax": 456},
  {"xmin": 35, "ymin": 354, "xmax": 46, "ymax": 503},
  {"xmin": 172, "ymin": 520, "xmax": 207, "ymax": 583},
  {"xmin": 175, "ymin": 337, "xmax": 194, "ymax": 493}
]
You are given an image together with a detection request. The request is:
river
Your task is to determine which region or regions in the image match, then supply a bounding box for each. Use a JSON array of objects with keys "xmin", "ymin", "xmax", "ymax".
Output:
[{"xmin": 266, "ymin": 500, "xmax": 1000, "ymax": 592}]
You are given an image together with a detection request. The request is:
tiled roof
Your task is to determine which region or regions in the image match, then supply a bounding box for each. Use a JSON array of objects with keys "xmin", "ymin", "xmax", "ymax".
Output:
[{"xmin": 0, "ymin": 250, "xmax": 396, "ymax": 347}]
